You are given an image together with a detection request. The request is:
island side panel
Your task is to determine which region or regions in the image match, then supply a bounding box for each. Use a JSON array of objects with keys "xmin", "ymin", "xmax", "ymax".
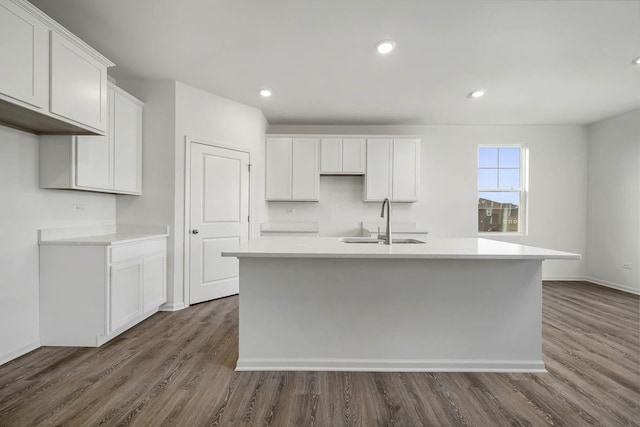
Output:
[{"xmin": 237, "ymin": 258, "xmax": 544, "ymax": 372}]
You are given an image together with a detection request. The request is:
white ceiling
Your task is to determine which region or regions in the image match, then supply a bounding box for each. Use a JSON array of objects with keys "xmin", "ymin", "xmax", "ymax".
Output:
[{"xmin": 30, "ymin": 0, "xmax": 640, "ymax": 125}]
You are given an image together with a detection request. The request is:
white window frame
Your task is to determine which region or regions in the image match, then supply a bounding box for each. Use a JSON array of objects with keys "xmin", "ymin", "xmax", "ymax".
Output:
[{"xmin": 477, "ymin": 144, "xmax": 528, "ymax": 236}]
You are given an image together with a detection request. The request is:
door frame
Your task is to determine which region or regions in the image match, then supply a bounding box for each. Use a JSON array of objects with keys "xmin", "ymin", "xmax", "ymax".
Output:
[{"xmin": 183, "ymin": 136, "xmax": 252, "ymax": 307}]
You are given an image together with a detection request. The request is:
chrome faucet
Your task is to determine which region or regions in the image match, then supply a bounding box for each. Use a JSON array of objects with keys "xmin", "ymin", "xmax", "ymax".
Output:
[{"xmin": 380, "ymin": 197, "xmax": 392, "ymax": 245}]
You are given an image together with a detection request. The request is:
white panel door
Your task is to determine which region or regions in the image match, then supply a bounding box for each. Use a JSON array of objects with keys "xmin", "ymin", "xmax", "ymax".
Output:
[
  {"xmin": 320, "ymin": 138, "xmax": 342, "ymax": 173},
  {"xmin": 292, "ymin": 138, "xmax": 319, "ymax": 200},
  {"xmin": 75, "ymin": 88, "xmax": 114, "ymax": 190},
  {"xmin": 365, "ymin": 139, "xmax": 392, "ymax": 201},
  {"xmin": 190, "ymin": 143, "xmax": 250, "ymax": 304},
  {"xmin": 50, "ymin": 32, "xmax": 107, "ymax": 132},
  {"xmin": 113, "ymin": 91, "xmax": 142, "ymax": 193},
  {"xmin": 342, "ymin": 138, "xmax": 366, "ymax": 173},
  {"xmin": 265, "ymin": 137, "xmax": 292, "ymax": 200},
  {"xmin": 0, "ymin": 0, "xmax": 49, "ymax": 109},
  {"xmin": 392, "ymin": 139, "xmax": 420, "ymax": 202}
]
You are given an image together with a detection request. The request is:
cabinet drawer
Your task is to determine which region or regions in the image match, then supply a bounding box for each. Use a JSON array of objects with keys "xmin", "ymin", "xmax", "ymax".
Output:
[{"xmin": 110, "ymin": 239, "xmax": 166, "ymax": 264}]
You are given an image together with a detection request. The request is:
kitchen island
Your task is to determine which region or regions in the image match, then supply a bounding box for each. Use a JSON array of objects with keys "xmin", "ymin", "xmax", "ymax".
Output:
[{"xmin": 222, "ymin": 237, "xmax": 580, "ymax": 372}]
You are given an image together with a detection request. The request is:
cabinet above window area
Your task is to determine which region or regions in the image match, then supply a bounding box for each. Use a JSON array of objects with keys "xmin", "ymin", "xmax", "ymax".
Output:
[{"xmin": 0, "ymin": 0, "xmax": 113, "ymax": 135}]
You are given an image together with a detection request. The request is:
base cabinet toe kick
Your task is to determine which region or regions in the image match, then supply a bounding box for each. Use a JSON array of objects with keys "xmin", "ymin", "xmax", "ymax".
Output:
[{"xmin": 223, "ymin": 237, "xmax": 580, "ymax": 372}]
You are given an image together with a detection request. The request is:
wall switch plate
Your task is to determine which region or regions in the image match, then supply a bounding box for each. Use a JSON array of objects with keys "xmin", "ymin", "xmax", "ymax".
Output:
[{"xmin": 622, "ymin": 263, "xmax": 632, "ymax": 270}]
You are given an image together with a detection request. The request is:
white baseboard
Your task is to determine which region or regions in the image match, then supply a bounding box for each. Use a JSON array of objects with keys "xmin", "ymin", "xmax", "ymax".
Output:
[
  {"xmin": 159, "ymin": 302, "xmax": 186, "ymax": 311},
  {"xmin": 0, "ymin": 340, "xmax": 40, "ymax": 366},
  {"xmin": 236, "ymin": 358, "xmax": 546, "ymax": 373},
  {"xmin": 584, "ymin": 277, "xmax": 640, "ymax": 295},
  {"xmin": 542, "ymin": 276, "xmax": 584, "ymax": 281}
]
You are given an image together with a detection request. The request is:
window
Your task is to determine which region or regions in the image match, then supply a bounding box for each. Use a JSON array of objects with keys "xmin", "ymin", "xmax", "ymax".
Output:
[{"xmin": 478, "ymin": 146, "xmax": 526, "ymax": 234}]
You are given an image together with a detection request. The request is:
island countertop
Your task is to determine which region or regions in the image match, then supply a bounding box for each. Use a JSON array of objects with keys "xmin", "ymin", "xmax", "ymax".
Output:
[{"xmin": 222, "ymin": 237, "xmax": 581, "ymax": 260}]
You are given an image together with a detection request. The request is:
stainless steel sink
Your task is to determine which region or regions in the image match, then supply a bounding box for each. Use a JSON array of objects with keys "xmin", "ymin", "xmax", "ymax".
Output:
[
  {"xmin": 391, "ymin": 238, "xmax": 425, "ymax": 244},
  {"xmin": 339, "ymin": 237, "xmax": 425, "ymax": 244},
  {"xmin": 340, "ymin": 237, "xmax": 381, "ymax": 244}
]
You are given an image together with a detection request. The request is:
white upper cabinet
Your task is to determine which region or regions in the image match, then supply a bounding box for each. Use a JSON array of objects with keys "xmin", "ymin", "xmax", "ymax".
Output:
[
  {"xmin": 50, "ymin": 32, "xmax": 108, "ymax": 133},
  {"xmin": 76, "ymin": 88, "xmax": 114, "ymax": 189},
  {"xmin": 392, "ymin": 138, "xmax": 420, "ymax": 201},
  {"xmin": 0, "ymin": 0, "xmax": 49, "ymax": 109},
  {"xmin": 365, "ymin": 138, "xmax": 420, "ymax": 202},
  {"xmin": 40, "ymin": 84, "xmax": 143, "ymax": 195},
  {"xmin": 265, "ymin": 137, "xmax": 292, "ymax": 200},
  {"xmin": 0, "ymin": 0, "xmax": 113, "ymax": 135},
  {"xmin": 320, "ymin": 137, "xmax": 365, "ymax": 174},
  {"xmin": 320, "ymin": 138, "xmax": 342, "ymax": 173},
  {"xmin": 292, "ymin": 138, "xmax": 319, "ymax": 200},
  {"xmin": 265, "ymin": 137, "xmax": 319, "ymax": 201},
  {"xmin": 365, "ymin": 139, "xmax": 393, "ymax": 200},
  {"xmin": 113, "ymin": 90, "xmax": 143, "ymax": 193}
]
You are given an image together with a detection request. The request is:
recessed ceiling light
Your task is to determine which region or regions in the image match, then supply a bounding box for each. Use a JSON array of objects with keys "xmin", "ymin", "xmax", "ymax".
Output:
[
  {"xmin": 376, "ymin": 40, "xmax": 396, "ymax": 55},
  {"xmin": 259, "ymin": 89, "xmax": 272, "ymax": 97},
  {"xmin": 467, "ymin": 89, "xmax": 487, "ymax": 99},
  {"xmin": 632, "ymin": 56, "xmax": 640, "ymax": 65}
]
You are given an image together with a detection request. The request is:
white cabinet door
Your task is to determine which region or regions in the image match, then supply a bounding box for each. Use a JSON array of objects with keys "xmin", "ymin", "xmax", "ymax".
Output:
[
  {"xmin": 320, "ymin": 138, "xmax": 342, "ymax": 173},
  {"xmin": 365, "ymin": 139, "xmax": 392, "ymax": 201},
  {"xmin": 0, "ymin": 0, "xmax": 49, "ymax": 109},
  {"xmin": 265, "ymin": 137, "xmax": 292, "ymax": 200},
  {"xmin": 75, "ymin": 88, "xmax": 114, "ymax": 190},
  {"xmin": 292, "ymin": 138, "xmax": 319, "ymax": 201},
  {"xmin": 50, "ymin": 32, "xmax": 107, "ymax": 132},
  {"xmin": 110, "ymin": 260, "xmax": 143, "ymax": 332},
  {"xmin": 392, "ymin": 139, "xmax": 420, "ymax": 202},
  {"xmin": 143, "ymin": 254, "xmax": 166, "ymax": 312},
  {"xmin": 113, "ymin": 91, "xmax": 142, "ymax": 194},
  {"xmin": 342, "ymin": 138, "xmax": 366, "ymax": 173}
]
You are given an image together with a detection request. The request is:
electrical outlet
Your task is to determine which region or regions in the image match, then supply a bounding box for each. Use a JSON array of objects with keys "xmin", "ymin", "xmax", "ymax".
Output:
[{"xmin": 622, "ymin": 263, "xmax": 632, "ymax": 270}]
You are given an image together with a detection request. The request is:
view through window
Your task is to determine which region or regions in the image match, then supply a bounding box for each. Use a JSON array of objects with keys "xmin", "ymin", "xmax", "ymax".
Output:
[{"xmin": 478, "ymin": 146, "xmax": 524, "ymax": 233}]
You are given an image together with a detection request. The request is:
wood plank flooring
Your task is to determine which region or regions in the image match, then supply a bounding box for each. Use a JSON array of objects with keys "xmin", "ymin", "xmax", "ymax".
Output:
[{"xmin": 0, "ymin": 281, "xmax": 638, "ymax": 426}]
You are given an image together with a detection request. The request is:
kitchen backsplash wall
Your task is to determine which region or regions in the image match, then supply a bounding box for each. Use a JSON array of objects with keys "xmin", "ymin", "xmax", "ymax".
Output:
[
  {"xmin": 0, "ymin": 125, "xmax": 115, "ymax": 364},
  {"xmin": 266, "ymin": 124, "xmax": 589, "ymax": 280}
]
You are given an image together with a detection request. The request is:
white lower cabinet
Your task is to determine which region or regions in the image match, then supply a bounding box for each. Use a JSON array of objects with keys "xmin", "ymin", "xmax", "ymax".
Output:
[
  {"xmin": 40, "ymin": 236, "xmax": 167, "ymax": 347},
  {"xmin": 110, "ymin": 260, "xmax": 143, "ymax": 332}
]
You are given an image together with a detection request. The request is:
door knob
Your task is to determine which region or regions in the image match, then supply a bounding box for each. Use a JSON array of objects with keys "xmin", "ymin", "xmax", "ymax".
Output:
[{"xmin": 192, "ymin": 229, "xmax": 199, "ymax": 234}]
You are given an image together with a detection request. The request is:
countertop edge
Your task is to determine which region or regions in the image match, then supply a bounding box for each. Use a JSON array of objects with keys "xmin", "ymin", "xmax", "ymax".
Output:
[
  {"xmin": 39, "ymin": 233, "xmax": 168, "ymax": 246},
  {"xmin": 222, "ymin": 252, "xmax": 581, "ymax": 261}
]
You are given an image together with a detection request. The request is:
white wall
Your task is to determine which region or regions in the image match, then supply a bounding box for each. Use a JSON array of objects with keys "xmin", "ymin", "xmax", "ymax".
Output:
[
  {"xmin": 0, "ymin": 125, "xmax": 115, "ymax": 364},
  {"xmin": 174, "ymin": 81, "xmax": 268, "ymax": 307},
  {"xmin": 267, "ymin": 124, "xmax": 588, "ymax": 279},
  {"xmin": 586, "ymin": 109, "xmax": 640, "ymax": 294}
]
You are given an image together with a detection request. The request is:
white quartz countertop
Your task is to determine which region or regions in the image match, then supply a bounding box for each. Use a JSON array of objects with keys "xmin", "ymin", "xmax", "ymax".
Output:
[
  {"xmin": 38, "ymin": 225, "xmax": 169, "ymax": 246},
  {"xmin": 222, "ymin": 237, "xmax": 581, "ymax": 260},
  {"xmin": 39, "ymin": 233, "xmax": 168, "ymax": 246}
]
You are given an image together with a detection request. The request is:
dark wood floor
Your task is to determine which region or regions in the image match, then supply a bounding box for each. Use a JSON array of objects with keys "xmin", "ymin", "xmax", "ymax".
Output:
[{"xmin": 0, "ymin": 281, "xmax": 638, "ymax": 426}]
